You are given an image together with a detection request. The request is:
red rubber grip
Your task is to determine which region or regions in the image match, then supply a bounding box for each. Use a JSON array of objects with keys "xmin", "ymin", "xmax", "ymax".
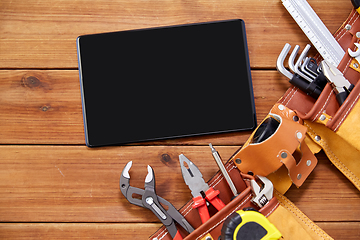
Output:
[
  {"xmin": 205, "ymin": 187, "xmax": 225, "ymax": 210},
  {"xmin": 173, "ymin": 230, "xmax": 183, "ymax": 240},
  {"xmin": 192, "ymin": 195, "xmax": 210, "ymax": 223}
]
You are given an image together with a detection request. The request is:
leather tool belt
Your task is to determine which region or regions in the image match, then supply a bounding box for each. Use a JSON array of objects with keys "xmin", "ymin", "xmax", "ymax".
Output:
[
  {"xmin": 277, "ymin": 8, "xmax": 360, "ymax": 191},
  {"xmin": 231, "ymin": 8, "xmax": 360, "ymax": 193},
  {"xmin": 151, "ymin": 7, "xmax": 360, "ymax": 240},
  {"xmin": 150, "ymin": 160, "xmax": 332, "ymax": 240}
]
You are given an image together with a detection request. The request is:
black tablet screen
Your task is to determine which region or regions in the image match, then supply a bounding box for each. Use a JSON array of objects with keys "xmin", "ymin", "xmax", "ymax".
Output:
[{"xmin": 77, "ymin": 19, "xmax": 256, "ymax": 147}]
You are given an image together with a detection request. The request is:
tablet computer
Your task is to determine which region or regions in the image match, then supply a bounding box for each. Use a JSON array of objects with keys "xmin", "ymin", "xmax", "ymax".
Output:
[{"xmin": 77, "ymin": 19, "xmax": 256, "ymax": 147}]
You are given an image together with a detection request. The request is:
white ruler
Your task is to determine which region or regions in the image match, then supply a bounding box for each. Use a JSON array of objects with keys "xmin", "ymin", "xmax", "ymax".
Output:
[{"xmin": 282, "ymin": 0, "xmax": 345, "ymax": 67}]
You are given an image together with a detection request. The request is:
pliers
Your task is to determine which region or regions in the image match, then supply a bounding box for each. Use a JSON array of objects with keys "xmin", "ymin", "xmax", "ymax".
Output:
[
  {"xmin": 179, "ymin": 154, "xmax": 225, "ymax": 224},
  {"xmin": 120, "ymin": 161, "xmax": 194, "ymax": 240},
  {"xmin": 321, "ymin": 60, "xmax": 354, "ymax": 106}
]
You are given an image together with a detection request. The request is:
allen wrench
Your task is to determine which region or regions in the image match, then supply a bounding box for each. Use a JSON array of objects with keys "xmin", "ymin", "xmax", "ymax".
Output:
[
  {"xmin": 276, "ymin": 43, "xmax": 293, "ymax": 79},
  {"xmin": 293, "ymin": 44, "xmax": 315, "ymax": 83},
  {"xmin": 288, "ymin": 45, "xmax": 300, "ymax": 73},
  {"xmin": 277, "ymin": 43, "xmax": 324, "ymax": 99}
]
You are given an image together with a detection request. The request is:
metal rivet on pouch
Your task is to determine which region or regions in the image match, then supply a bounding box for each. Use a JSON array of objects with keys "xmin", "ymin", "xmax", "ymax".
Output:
[
  {"xmin": 278, "ymin": 104, "xmax": 285, "ymax": 110},
  {"xmin": 297, "ymin": 174, "xmax": 302, "ymax": 180},
  {"xmin": 281, "ymin": 152, "xmax": 288, "ymax": 158},
  {"xmin": 357, "ymin": 32, "xmax": 360, "ymax": 38},
  {"xmin": 235, "ymin": 158, "xmax": 242, "ymax": 164},
  {"xmin": 319, "ymin": 115, "xmax": 326, "ymax": 121},
  {"xmin": 306, "ymin": 160, "xmax": 312, "ymax": 166},
  {"xmin": 296, "ymin": 132, "xmax": 303, "ymax": 139},
  {"xmin": 205, "ymin": 236, "xmax": 212, "ymax": 240},
  {"xmin": 354, "ymin": 62, "xmax": 359, "ymax": 69},
  {"xmin": 345, "ymin": 24, "xmax": 352, "ymax": 30},
  {"xmin": 293, "ymin": 115, "xmax": 299, "ymax": 122},
  {"xmin": 315, "ymin": 135, "xmax": 321, "ymax": 141}
]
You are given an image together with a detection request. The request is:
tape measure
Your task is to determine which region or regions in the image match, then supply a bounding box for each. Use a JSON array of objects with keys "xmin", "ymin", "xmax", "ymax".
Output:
[
  {"xmin": 220, "ymin": 208, "xmax": 282, "ymax": 240},
  {"xmin": 282, "ymin": 0, "xmax": 345, "ymax": 67},
  {"xmin": 352, "ymin": 0, "xmax": 360, "ymax": 14}
]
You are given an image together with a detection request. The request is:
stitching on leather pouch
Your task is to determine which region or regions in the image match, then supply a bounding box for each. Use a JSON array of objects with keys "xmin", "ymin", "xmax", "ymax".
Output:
[
  {"xmin": 343, "ymin": 51, "xmax": 354, "ymax": 73},
  {"xmin": 304, "ymin": 122, "xmax": 360, "ymax": 189},
  {"xmin": 195, "ymin": 195, "xmax": 252, "ymax": 240},
  {"xmin": 282, "ymin": 87, "xmax": 297, "ymax": 106},
  {"xmin": 338, "ymin": 12, "xmax": 359, "ymax": 73},
  {"xmin": 155, "ymin": 228, "xmax": 168, "ymax": 240},
  {"xmin": 154, "ymin": 162, "xmax": 240, "ymax": 240},
  {"xmin": 312, "ymin": 90, "xmax": 334, "ymax": 122},
  {"xmin": 283, "ymin": 87, "xmax": 299, "ymax": 107},
  {"xmin": 275, "ymin": 192, "xmax": 332, "ymax": 240},
  {"xmin": 264, "ymin": 201, "xmax": 280, "ymax": 218},
  {"xmin": 332, "ymin": 12, "xmax": 360, "ymax": 131},
  {"xmin": 333, "ymin": 92, "xmax": 360, "ymax": 131},
  {"xmin": 335, "ymin": 10, "xmax": 358, "ymax": 41},
  {"xmin": 280, "ymin": 87, "xmax": 295, "ymax": 105},
  {"xmin": 155, "ymin": 161, "xmax": 245, "ymax": 239}
]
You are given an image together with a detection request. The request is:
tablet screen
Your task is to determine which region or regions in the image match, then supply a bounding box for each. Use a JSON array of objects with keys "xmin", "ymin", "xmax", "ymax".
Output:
[{"xmin": 77, "ymin": 19, "xmax": 256, "ymax": 147}]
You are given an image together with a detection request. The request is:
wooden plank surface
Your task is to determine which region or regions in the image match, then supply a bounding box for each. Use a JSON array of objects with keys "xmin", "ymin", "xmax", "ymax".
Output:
[
  {"xmin": 1, "ymin": 0, "xmax": 359, "ymax": 239},
  {"xmin": 0, "ymin": 223, "xmax": 163, "ymax": 239},
  {"xmin": 1, "ymin": 222, "xmax": 359, "ymax": 240},
  {"xmin": 0, "ymin": 146, "xmax": 360, "ymax": 237},
  {"xmin": 0, "ymin": 0, "xmax": 352, "ymax": 69},
  {"xmin": 0, "ymin": 70, "xmax": 288, "ymax": 145}
]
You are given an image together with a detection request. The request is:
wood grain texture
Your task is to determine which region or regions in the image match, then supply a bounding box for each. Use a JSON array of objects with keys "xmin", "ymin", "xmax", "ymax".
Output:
[
  {"xmin": 0, "ymin": 70, "xmax": 290, "ymax": 145},
  {"xmin": 0, "ymin": 223, "xmax": 162, "ymax": 239},
  {"xmin": 0, "ymin": 222, "xmax": 358, "ymax": 239},
  {"xmin": 0, "ymin": 146, "xmax": 359, "ymax": 223},
  {"xmin": 0, "ymin": 0, "xmax": 353, "ymax": 69},
  {"xmin": 1, "ymin": 0, "xmax": 359, "ymax": 239},
  {"xmin": 0, "ymin": 146, "xmax": 359, "ymax": 239}
]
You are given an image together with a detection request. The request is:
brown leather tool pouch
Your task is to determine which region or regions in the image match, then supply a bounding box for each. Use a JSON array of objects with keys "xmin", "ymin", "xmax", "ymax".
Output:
[
  {"xmin": 230, "ymin": 103, "xmax": 318, "ymax": 193},
  {"xmin": 149, "ymin": 160, "xmax": 332, "ymax": 240},
  {"xmin": 277, "ymin": 8, "xmax": 360, "ymax": 191}
]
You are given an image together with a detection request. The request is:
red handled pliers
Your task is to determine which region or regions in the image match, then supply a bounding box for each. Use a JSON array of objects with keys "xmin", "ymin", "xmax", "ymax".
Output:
[
  {"xmin": 120, "ymin": 161, "xmax": 194, "ymax": 240},
  {"xmin": 179, "ymin": 154, "xmax": 225, "ymax": 224}
]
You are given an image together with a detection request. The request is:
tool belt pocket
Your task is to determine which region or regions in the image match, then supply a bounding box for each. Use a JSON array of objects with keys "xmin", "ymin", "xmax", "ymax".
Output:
[
  {"xmin": 150, "ymin": 161, "xmax": 252, "ymax": 240},
  {"xmin": 276, "ymin": 8, "xmax": 360, "ymax": 191},
  {"xmin": 150, "ymin": 160, "xmax": 332, "ymax": 240},
  {"xmin": 279, "ymin": 7, "xmax": 360, "ymax": 136},
  {"xmin": 180, "ymin": 180, "xmax": 279, "ymax": 240},
  {"xmin": 229, "ymin": 103, "xmax": 318, "ymax": 193},
  {"xmin": 279, "ymin": 9, "xmax": 360, "ymax": 132}
]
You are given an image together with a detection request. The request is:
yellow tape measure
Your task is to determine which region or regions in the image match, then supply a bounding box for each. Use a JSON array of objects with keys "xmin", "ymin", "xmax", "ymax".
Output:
[
  {"xmin": 352, "ymin": 0, "xmax": 360, "ymax": 14},
  {"xmin": 220, "ymin": 208, "xmax": 282, "ymax": 240}
]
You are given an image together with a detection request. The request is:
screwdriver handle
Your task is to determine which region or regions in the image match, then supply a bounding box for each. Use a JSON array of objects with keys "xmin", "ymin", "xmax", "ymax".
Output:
[{"xmin": 192, "ymin": 196, "xmax": 210, "ymax": 223}]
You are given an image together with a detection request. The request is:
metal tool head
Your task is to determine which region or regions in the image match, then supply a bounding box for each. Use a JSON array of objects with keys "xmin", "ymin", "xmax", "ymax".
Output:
[
  {"xmin": 120, "ymin": 161, "xmax": 146, "ymax": 207},
  {"xmin": 288, "ymin": 44, "xmax": 300, "ymax": 72},
  {"xmin": 120, "ymin": 161, "xmax": 195, "ymax": 237},
  {"xmin": 276, "ymin": 43, "xmax": 294, "ymax": 79},
  {"xmin": 250, "ymin": 175, "xmax": 274, "ymax": 208},
  {"xmin": 144, "ymin": 165, "xmax": 156, "ymax": 190},
  {"xmin": 321, "ymin": 60, "xmax": 352, "ymax": 91},
  {"xmin": 179, "ymin": 154, "xmax": 209, "ymax": 198},
  {"xmin": 294, "ymin": 44, "xmax": 314, "ymax": 83},
  {"xmin": 348, "ymin": 42, "xmax": 360, "ymax": 57}
]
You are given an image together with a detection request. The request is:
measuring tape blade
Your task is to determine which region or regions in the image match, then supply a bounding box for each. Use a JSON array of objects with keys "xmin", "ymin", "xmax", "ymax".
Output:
[{"xmin": 282, "ymin": 0, "xmax": 345, "ymax": 67}]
